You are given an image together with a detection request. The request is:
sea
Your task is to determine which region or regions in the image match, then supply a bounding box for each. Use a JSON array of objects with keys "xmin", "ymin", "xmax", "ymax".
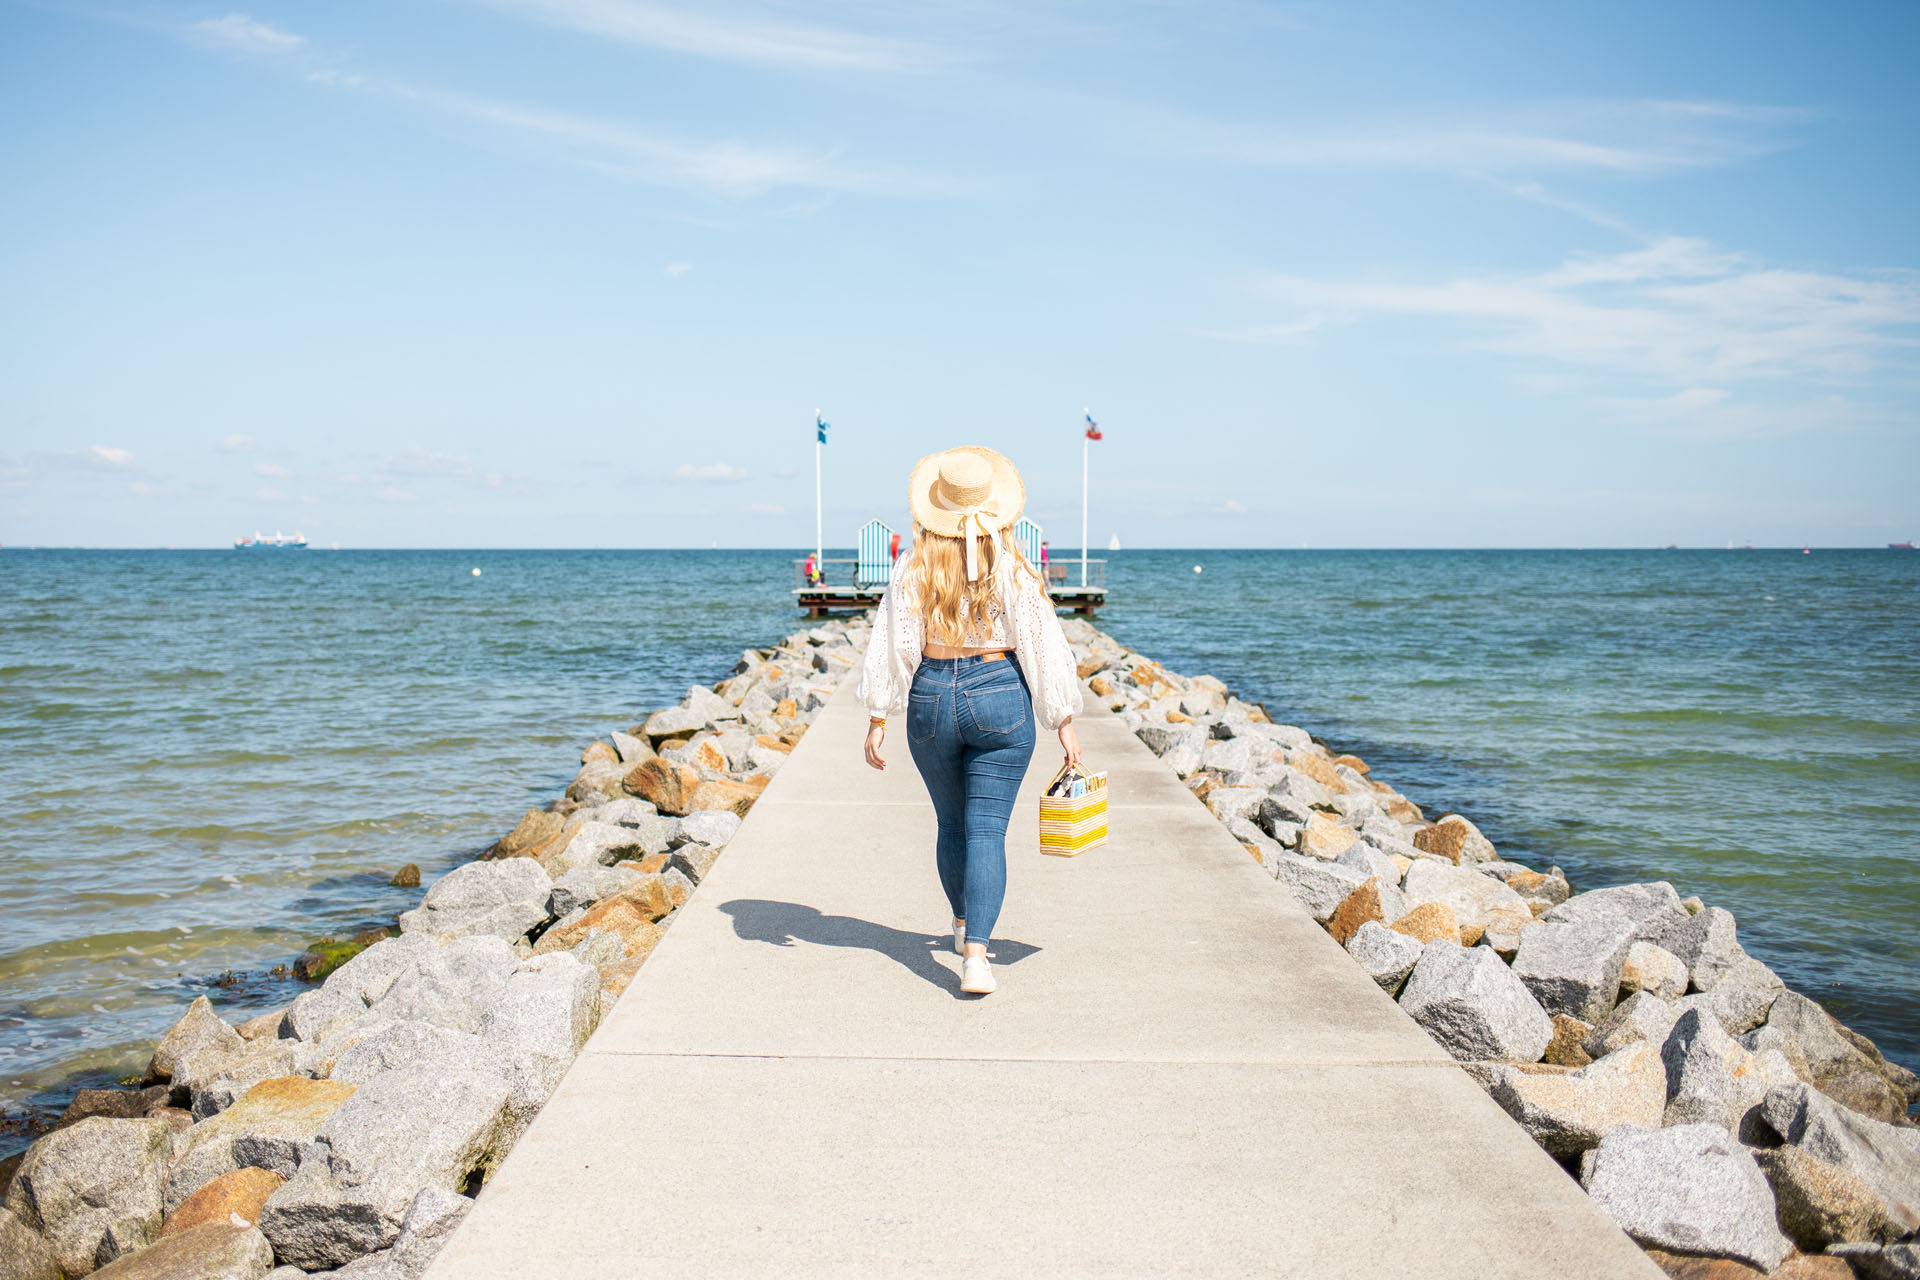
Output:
[{"xmin": 2, "ymin": 547, "xmax": 1915, "ymax": 1148}]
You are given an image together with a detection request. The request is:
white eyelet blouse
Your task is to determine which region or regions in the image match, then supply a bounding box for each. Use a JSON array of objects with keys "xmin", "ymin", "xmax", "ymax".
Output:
[{"xmin": 858, "ymin": 556, "xmax": 1085, "ymax": 731}]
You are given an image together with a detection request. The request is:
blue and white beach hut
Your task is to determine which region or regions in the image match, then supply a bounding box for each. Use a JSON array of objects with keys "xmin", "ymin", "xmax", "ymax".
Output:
[
  {"xmin": 1012, "ymin": 517, "xmax": 1043, "ymax": 566},
  {"xmin": 856, "ymin": 519, "xmax": 896, "ymax": 589}
]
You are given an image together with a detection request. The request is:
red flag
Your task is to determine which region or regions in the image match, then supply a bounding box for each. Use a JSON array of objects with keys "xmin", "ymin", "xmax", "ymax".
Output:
[{"xmin": 1084, "ymin": 409, "xmax": 1103, "ymax": 440}]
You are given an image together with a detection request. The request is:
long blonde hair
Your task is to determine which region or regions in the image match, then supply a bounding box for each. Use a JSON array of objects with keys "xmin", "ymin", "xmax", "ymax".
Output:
[{"xmin": 904, "ymin": 524, "xmax": 1040, "ymax": 645}]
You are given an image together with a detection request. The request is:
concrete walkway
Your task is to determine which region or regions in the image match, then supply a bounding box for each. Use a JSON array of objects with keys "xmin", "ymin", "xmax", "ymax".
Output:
[{"xmin": 428, "ymin": 667, "xmax": 1663, "ymax": 1279}]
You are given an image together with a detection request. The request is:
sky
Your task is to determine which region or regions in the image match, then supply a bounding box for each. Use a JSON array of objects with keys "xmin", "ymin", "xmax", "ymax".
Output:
[{"xmin": 1, "ymin": 0, "xmax": 1916, "ymax": 549}]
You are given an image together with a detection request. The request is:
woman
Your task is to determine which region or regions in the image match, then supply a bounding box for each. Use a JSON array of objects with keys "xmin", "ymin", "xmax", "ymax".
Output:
[{"xmin": 858, "ymin": 447, "xmax": 1084, "ymax": 996}]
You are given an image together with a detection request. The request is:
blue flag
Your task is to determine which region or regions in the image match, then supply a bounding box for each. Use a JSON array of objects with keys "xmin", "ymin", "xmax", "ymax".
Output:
[{"xmin": 816, "ymin": 413, "xmax": 830, "ymax": 444}]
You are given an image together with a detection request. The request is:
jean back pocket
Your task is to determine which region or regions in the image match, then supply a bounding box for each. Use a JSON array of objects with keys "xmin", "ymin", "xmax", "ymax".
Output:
[
  {"xmin": 907, "ymin": 691, "xmax": 940, "ymax": 744},
  {"xmin": 962, "ymin": 682, "xmax": 1029, "ymax": 735}
]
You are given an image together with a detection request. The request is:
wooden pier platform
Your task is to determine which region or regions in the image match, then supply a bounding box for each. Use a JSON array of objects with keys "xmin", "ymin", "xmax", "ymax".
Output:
[
  {"xmin": 795, "ymin": 554, "xmax": 1109, "ymax": 616},
  {"xmin": 796, "ymin": 582, "xmax": 1106, "ymax": 617}
]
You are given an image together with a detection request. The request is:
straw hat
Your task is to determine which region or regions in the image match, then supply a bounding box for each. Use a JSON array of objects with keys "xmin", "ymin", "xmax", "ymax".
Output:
[{"xmin": 907, "ymin": 446, "xmax": 1026, "ymax": 579}]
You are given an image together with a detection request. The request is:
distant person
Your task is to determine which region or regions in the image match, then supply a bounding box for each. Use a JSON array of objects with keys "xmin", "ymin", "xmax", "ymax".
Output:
[
  {"xmin": 890, "ymin": 531, "xmax": 901, "ymax": 562},
  {"xmin": 803, "ymin": 552, "xmax": 823, "ymax": 586},
  {"xmin": 858, "ymin": 447, "xmax": 1083, "ymax": 996}
]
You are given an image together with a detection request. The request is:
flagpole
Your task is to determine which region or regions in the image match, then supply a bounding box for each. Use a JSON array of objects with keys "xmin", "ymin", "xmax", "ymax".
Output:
[
  {"xmin": 814, "ymin": 411, "xmax": 823, "ymax": 563},
  {"xmin": 1080, "ymin": 428, "xmax": 1089, "ymax": 588}
]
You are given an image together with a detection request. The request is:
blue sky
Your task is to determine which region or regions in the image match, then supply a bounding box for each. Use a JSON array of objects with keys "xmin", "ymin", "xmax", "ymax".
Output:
[{"xmin": 2, "ymin": 1, "xmax": 1916, "ymax": 548}]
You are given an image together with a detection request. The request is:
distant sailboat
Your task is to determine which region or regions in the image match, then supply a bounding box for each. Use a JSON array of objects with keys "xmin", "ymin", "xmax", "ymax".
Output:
[{"xmin": 1107, "ymin": 533, "xmax": 1121, "ymax": 551}]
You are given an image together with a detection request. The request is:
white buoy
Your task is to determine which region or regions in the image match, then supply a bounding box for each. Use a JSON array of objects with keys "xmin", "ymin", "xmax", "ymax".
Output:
[
  {"xmin": 471, "ymin": 568, "xmax": 482, "ymax": 577},
  {"xmin": 1193, "ymin": 565, "xmax": 1203, "ymax": 574}
]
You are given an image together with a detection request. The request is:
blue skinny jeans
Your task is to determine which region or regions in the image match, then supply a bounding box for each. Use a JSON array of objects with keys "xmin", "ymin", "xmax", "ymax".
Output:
[{"xmin": 905, "ymin": 655, "xmax": 1037, "ymax": 946}]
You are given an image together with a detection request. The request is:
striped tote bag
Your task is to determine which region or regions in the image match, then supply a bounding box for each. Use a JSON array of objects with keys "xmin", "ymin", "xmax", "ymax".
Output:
[{"xmin": 1038, "ymin": 763, "xmax": 1109, "ymax": 857}]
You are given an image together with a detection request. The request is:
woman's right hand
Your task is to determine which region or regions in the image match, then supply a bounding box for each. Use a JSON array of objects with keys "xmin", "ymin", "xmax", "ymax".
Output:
[
  {"xmin": 864, "ymin": 723, "xmax": 887, "ymax": 771},
  {"xmin": 1057, "ymin": 717, "xmax": 1082, "ymax": 768}
]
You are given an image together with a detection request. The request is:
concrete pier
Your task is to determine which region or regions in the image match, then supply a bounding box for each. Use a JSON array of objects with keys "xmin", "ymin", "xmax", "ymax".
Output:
[{"xmin": 427, "ymin": 669, "xmax": 1663, "ymax": 1278}]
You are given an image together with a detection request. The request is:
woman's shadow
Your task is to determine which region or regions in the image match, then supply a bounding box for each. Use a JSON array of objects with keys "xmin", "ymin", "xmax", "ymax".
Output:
[{"xmin": 718, "ymin": 899, "xmax": 1040, "ymax": 997}]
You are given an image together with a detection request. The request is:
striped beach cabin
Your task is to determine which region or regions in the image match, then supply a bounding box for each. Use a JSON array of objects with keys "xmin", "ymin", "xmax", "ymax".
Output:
[{"xmin": 855, "ymin": 519, "xmax": 895, "ymax": 590}]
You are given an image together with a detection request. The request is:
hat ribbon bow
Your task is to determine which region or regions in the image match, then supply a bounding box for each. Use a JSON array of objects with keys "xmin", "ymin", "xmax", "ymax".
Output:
[{"xmin": 955, "ymin": 501, "xmax": 1000, "ymax": 581}]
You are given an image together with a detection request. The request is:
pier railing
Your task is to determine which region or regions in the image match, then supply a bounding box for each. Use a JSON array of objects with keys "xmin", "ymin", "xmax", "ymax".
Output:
[
  {"xmin": 794, "ymin": 557, "xmax": 1107, "ymax": 593},
  {"xmin": 1045, "ymin": 558, "xmax": 1107, "ymax": 590},
  {"xmin": 793, "ymin": 558, "xmax": 876, "ymax": 591}
]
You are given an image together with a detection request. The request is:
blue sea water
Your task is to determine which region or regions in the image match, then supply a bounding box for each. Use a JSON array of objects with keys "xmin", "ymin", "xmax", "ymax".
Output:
[{"xmin": 1, "ymin": 547, "xmax": 1915, "ymax": 1144}]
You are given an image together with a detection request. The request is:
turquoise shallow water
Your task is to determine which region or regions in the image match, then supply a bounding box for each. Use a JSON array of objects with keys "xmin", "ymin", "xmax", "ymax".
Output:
[{"xmin": 1, "ymin": 547, "xmax": 1915, "ymax": 1146}]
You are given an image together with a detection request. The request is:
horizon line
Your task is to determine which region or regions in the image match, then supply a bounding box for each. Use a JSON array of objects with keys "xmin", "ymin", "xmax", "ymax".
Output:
[{"xmin": 1, "ymin": 544, "xmax": 1909, "ymax": 554}]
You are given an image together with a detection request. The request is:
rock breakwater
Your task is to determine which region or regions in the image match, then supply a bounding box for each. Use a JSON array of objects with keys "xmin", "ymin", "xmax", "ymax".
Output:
[
  {"xmin": 0, "ymin": 619, "xmax": 868, "ymax": 1280},
  {"xmin": 8, "ymin": 602, "xmax": 1914, "ymax": 1280},
  {"xmin": 1057, "ymin": 615, "xmax": 1920, "ymax": 1280}
]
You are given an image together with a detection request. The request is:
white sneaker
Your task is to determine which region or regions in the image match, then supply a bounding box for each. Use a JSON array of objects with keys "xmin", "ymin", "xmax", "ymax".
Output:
[
  {"xmin": 960, "ymin": 955, "xmax": 997, "ymax": 995},
  {"xmin": 953, "ymin": 921, "xmax": 965, "ymax": 955}
]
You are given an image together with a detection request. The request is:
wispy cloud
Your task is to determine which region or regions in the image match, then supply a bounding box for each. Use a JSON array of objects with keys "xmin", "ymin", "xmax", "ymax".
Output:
[
  {"xmin": 1495, "ymin": 180, "xmax": 1635, "ymax": 233},
  {"xmin": 375, "ymin": 487, "xmax": 417, "ymax": 503},
  {"xmin": 190, "ymin": 13, "xmax": 305, "ymax": 56},
  {"xmin": 254, "ymin": 462, "xmax": 293, "ymax": 478},
  {"xmin": 398, "ymin": 85, "xmax": 939, "ymax": 196},
  {"xmin": 664, "ymin": 261, "xmax": 693, "ymax": 277},
  {"xmin": 20, "ymin": 445, "xmax": 162, "ymax": 492},
  {"xmin": 1136, "ymin": 98, "xmax": 1807, "ymax": 178},
  {"xmin": 475, "ymin": 0, "xmax": 929, "ymax": 71},
  {"xmin": 674, "ymin": 462, "xmax": 748, "ymax": 481},
  {"xmin": 1251, "ymin": 237, "xmax": 1920, "ymax": 386},
  {"xmin": 165, "ymin": 14, "xmax": 942, "ymax": 199},
  {"xmin": 383, "ymin": 447, "xmax": 476, "ymax": 479},
  {"xmin": 255, "ymin": 487, "xmax": 288, "ymax": 501},
  {"xmin": 1250, "ymin": 132, "xmax": 1664, "ymax": 173},
  {"xmin": 219, "ymin": 433, "xmax": 257, "ymax": 452},
  {"xmin": 303, "ymin": 67, "xmax": 369, "ymax": 90}
]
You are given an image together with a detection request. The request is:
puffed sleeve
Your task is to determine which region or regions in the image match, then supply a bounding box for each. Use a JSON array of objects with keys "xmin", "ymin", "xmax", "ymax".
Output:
[
  {"xmin": 1008, "ymin": 562, "xmax": 1084, "ymax": 730},
  {"xmin": 858, "ymin": 567, "xmax": 923, "ymax": 721}
]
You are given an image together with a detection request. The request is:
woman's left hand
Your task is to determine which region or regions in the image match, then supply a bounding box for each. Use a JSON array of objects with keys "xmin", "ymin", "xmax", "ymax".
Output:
[{"xmin": 864, "ymin": 723, "xmax": 887, "ymax": 770}]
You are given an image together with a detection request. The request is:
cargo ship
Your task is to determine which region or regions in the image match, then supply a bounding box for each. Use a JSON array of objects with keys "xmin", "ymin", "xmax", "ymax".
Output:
[{"xmin": 233, "ymin": 531, "xmax": 308, "ymax": 549}]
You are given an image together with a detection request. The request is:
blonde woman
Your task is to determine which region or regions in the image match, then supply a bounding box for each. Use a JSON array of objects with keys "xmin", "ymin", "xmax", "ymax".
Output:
[{"xmin": 858, "ymin": 447, "xmax": 1084, "ymax": 995}]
